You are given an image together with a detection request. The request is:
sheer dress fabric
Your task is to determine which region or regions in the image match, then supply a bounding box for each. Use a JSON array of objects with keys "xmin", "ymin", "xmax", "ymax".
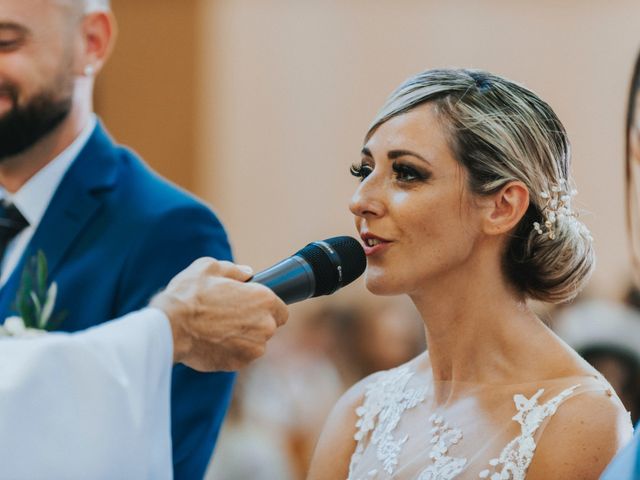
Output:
[{"xmin": 347, "ymin": 363, "xmax": 629, "ymax": 480}]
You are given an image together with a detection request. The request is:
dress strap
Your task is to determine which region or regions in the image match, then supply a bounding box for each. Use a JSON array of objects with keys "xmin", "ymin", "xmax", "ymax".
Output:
[{"xmin": 478, "ymin": 384, "xmax": 580, "ymax": 480}]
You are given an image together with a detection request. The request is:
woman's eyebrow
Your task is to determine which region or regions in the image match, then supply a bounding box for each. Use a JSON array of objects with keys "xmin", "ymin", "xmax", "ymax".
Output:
[
  {"xmin": 388, "ymin": 149, "xmax": 431, "ymax": 165},
  {"xmin": 0, "ymin": 23, "xmax": 29, "ymax": 36},
  {"xmin": 361, "ymin": 148, "xmax": 431, "ymax": 166},
  {"xmin": 361, "ymin": 147, "xmax": 373, "ymax": 158}
]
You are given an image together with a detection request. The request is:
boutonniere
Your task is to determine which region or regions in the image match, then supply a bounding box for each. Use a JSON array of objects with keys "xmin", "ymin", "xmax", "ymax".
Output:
[{"xmin": 0, "ymin": 250, "xmax": 66, "ymax": 337}]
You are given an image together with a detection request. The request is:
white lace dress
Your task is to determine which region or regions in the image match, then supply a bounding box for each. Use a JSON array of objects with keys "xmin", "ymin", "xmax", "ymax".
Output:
[{"xmin": 347, "ymin": 364, "xmax": 618, "ymax": 480}]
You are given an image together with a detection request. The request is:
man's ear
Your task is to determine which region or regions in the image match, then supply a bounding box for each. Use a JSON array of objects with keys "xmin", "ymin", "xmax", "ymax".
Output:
[
  {"xmin": 482, "ymin": 181, "xmax": 530, "ymax": 236},
  {"xmin": 77, "ymin": 10, "xmax": 117, "ymax": 76}
]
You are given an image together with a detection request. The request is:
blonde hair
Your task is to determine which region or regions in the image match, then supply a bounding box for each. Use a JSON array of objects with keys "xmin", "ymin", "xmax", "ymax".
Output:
[{"xmin": 368, "ymin": 68, "xmax": 594, "ymax": 303}]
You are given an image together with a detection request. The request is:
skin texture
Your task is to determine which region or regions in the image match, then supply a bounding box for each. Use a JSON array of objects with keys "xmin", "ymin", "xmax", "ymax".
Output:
[
  {"xmin": 307, "ymin": 103, "xmax": 632, "ymax": 480},
  {"xmin": 150, "ymin": 258, "xmax": 289, "ymax": 372},
  {"xmin": 0, "ymin": 0, "xmax": 114, "ymax": 191}
]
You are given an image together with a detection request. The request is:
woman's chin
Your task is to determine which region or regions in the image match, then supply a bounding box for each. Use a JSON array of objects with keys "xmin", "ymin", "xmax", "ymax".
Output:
[{"xmin": 365, "ymin": 271, "xmax": 404, "ymax": 296}]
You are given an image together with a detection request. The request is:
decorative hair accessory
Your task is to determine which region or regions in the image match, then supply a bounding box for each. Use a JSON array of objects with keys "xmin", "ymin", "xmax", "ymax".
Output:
[{"xmin": 533, "ymin": 180, "xmax": 590, "ymax": 241}]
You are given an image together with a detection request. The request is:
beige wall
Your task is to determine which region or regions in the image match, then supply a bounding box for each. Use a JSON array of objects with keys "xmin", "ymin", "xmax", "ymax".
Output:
[
  {"xmin": 196, "ymin": 0, "xmax": 640, "ymax": 300},
  {"xmin": 95, "ymin": 1, "xmax": 640, "ymax": 300},
  {"xmin": 96, "ymin": 0, "xmax": 199, "ymax": 192}
]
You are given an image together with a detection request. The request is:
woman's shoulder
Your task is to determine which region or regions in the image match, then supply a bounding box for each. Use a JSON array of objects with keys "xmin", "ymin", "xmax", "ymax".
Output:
[{"xmin": 525, "ymin": 374, "xmax": 634, "ymax": 480}]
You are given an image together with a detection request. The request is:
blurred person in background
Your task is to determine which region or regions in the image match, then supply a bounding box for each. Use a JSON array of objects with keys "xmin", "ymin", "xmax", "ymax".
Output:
[
  {"xmin": 205, "ymin": 375, "xmax": 296, "ymax": 480},
  {"xmin": 600, "ymin": 49, "xmax": 640, "ymax": 480},
  {"xmin": 553, "ymin": 298, "xmax": 640, "ymax": 424},
  {"xmin": 239, "ymin": 305, "xmax": 349, "ymax": 479},
  {"xmin": 0, "ymin": 1, "xmax": 235, "ymax": 477},
  {"xmin": 330, "ymin": 298, "xmax": 426, "ymax": 384},
  {"xmin": 307, "ymin": 68, "xmax": 632, "ymax": 480}
]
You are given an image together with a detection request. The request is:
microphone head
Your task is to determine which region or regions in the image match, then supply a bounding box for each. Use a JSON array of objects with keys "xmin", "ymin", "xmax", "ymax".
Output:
[{"xmin": 295, "ymin": 236, "xmax": 366, "ymax": 297}]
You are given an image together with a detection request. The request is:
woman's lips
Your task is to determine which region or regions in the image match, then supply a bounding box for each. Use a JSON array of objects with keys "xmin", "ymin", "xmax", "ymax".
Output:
[
  {"xmin": 363, "ymin": 241, "xmax": 391, "ymax": 256},
  {"xmin": 360, "ymin": 233, "xmax": 392, "ymax": 256}
]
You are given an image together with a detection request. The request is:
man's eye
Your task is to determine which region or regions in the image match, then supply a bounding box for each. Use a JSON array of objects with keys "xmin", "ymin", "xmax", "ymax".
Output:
[{"xmin": 350, "ymin": 163, "xmax": 373, "ymax": 181}]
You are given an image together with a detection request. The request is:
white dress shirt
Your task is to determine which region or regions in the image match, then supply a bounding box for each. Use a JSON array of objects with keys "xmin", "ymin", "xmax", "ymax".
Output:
[
  {"xmin": 0, "ymin": 115, "xmax": 97, "ymax": 285},
  {"xmin": 0, "ymin": 308, "xmax": 174, "ymax": 479}
]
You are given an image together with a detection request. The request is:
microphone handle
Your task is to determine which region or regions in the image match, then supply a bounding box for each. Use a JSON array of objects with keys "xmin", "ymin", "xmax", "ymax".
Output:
[{"xmin": 250, "ymin": 255, "xmax": 316, "ymax": 305}]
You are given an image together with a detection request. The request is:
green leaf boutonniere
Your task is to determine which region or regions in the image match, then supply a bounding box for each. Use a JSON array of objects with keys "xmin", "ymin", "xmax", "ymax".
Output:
[{"xmin": 6, "ymin": 250, "xmax": 67, "ymax": 334}]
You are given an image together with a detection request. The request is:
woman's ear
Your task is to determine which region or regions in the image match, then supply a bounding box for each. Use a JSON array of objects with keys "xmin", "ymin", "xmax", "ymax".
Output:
[{"xmin": 482, "ymin": 181, "xmax": 530, "ymax": 236}]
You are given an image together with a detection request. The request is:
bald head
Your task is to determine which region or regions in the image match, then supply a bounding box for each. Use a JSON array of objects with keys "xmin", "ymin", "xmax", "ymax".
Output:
[
  {"xmin": 59, "ymin": 0, "xmax": 110, "ymax": 14},
  {"xmin": 83, "ymin": 0, "xmax": 110, "ymax": 12}
]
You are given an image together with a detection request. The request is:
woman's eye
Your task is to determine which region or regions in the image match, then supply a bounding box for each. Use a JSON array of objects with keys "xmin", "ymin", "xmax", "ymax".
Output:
[
  {"xmin": 0, "ymin": 38, "xmax": 22, "ymax": 51},
  {"xmin": 392, "ymin": 163, "xmax": 425, "ymax": 182},
  {"xmin": 350, "ymin": 163, "xmax": 373, "ymax": 181}
]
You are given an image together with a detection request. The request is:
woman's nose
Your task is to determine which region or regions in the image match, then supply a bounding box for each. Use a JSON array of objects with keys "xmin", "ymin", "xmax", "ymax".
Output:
[{"xmin": 349, "ymin": 177, "xmax": 386, "ymax": 218}]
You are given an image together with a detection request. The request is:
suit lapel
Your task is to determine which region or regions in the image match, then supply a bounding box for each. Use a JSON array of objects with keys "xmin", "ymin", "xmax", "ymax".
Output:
[{"xmin": 0, "ymin": 122, "xmax": 119, "ymax": 316}]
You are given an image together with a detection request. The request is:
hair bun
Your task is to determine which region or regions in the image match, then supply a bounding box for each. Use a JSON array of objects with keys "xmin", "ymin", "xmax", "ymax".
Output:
[{"xmin": 508, "ymin": 212, "xmax": 595, "ymax": 303}]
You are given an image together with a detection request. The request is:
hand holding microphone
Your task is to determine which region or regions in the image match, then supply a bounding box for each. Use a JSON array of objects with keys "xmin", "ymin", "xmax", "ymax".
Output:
[
  {"xmin": 151, "ymin": 236, "xmax": 365, "ymax": 371},
  {"xmin": 151, "ymin": 259, "xmax": 288, "ymax": 371}
]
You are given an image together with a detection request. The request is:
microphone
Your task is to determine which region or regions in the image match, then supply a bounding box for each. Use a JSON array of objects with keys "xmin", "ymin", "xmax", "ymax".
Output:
[{"xmin": 250, "ymin": 236, "xmax": 366, "ymax": 305}]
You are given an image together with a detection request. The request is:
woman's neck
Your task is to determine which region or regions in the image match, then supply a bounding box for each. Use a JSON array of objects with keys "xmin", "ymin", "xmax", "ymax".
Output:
[{"xmin": 410, "ymin": 259, "xmax": 545, "ymax": 386}]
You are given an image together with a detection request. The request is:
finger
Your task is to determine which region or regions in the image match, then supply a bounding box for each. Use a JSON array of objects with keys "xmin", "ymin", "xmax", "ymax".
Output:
[
  {"xmin": 228, "ymin": 338, "xmax": 266, "ymax": 368},
  {"xmin": 270, "ymin": 296, "xmax": 289, "ymax": 327},
  {"xmin": 260, "ymin": 315, "xmax": 278, "ymax": 340},
  {"xmin": 249, "ymin": 283, "xmax": 288, "ymax": 327},
  {"xmin": 190, "ymin": 257, "xmax": 220, "ymax": 275},
  {"xmin": 213, "ymin": 261, "xmax": 254, "ymax": 282}
]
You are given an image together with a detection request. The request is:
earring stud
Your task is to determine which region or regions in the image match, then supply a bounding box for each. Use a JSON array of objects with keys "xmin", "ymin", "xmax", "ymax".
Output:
[{"xmin": 84, "ymin": 65, "xmax": 95, "ymax": 77}]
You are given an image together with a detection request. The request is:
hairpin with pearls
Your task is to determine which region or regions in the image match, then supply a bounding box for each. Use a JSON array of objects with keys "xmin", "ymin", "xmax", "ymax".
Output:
[{"xmin": 532, "ymin": 180, "xmax": 578, "ymax": 241}]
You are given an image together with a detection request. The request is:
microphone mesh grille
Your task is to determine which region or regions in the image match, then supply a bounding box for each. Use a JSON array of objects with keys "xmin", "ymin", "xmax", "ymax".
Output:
[{"xmin": 297, "ymin": 236, "xmax": 366, "ymax": 296}]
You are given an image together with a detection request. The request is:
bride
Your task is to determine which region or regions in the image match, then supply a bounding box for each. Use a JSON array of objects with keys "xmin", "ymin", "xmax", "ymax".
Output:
[{"xmin": 307, "ymin": 68, "xmax": 633, "ymax": 480}]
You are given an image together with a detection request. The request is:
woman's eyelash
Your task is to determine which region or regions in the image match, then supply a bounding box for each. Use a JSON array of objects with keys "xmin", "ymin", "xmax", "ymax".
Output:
[
  {"xmin": 350, "ymin": 163, "xmax": 372, "ymax": 180},
  {"xmin": 350, "ymin": 162, "xmax": 429, "ymax": 183},
  {"xmin": 0, "ymin": 37, "xmax": 24, "ymax": 50},
  {"xmin": 392, "ymin": 162, "xmax": 428, "ymax": 182}
]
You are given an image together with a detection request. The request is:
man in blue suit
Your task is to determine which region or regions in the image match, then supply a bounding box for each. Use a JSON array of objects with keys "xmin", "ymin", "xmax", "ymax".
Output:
[{"xmin": 0, "ymin": 0, "xmax": 234, "ymax": 477}]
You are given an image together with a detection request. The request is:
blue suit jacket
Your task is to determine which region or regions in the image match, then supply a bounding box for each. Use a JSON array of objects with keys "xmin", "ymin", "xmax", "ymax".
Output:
[{"xmin": 0, "ymin": 123, "xmax": 235, "ymax": 479}]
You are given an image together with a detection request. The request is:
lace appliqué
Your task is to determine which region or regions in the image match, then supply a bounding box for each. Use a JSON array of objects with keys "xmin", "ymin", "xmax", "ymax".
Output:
[
  {"xmin": 416, "ymin": 413, "xmax": 467, "ymax": 480},
  {"xmin": 477, "ymin": 384, "xmax": 580, "ymax": 480},
  {"xmin": 348, "ymin": 365, "xmax": 427, "ymax": 479}
]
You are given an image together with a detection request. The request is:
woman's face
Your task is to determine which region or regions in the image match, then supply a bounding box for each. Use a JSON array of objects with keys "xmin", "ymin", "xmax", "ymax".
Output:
[{"xmin": 349, "ymin": 103, "xmax": 487, "ymax": 296}]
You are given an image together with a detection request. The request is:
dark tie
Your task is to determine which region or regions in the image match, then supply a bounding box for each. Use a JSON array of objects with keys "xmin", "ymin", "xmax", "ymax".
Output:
[{"xmin": 0, "ymin": 201, "xmax": 29, "ymax": 262}]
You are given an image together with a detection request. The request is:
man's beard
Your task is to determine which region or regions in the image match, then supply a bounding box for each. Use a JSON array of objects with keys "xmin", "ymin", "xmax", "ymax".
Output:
[{"xmin": 0, "ymin": 82, "xmax": 73, "ymax": 161}]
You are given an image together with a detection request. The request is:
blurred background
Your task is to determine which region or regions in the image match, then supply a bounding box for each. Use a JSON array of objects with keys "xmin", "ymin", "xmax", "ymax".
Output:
[{"xmin": 95, "ymin": 1, "xmax": 640, "ymax": 478}]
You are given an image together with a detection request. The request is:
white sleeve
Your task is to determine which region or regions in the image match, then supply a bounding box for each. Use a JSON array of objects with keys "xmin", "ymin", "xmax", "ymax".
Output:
[{"xmin": 0, "ymin": 308, "xmax": 174, "ymax": 480}]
